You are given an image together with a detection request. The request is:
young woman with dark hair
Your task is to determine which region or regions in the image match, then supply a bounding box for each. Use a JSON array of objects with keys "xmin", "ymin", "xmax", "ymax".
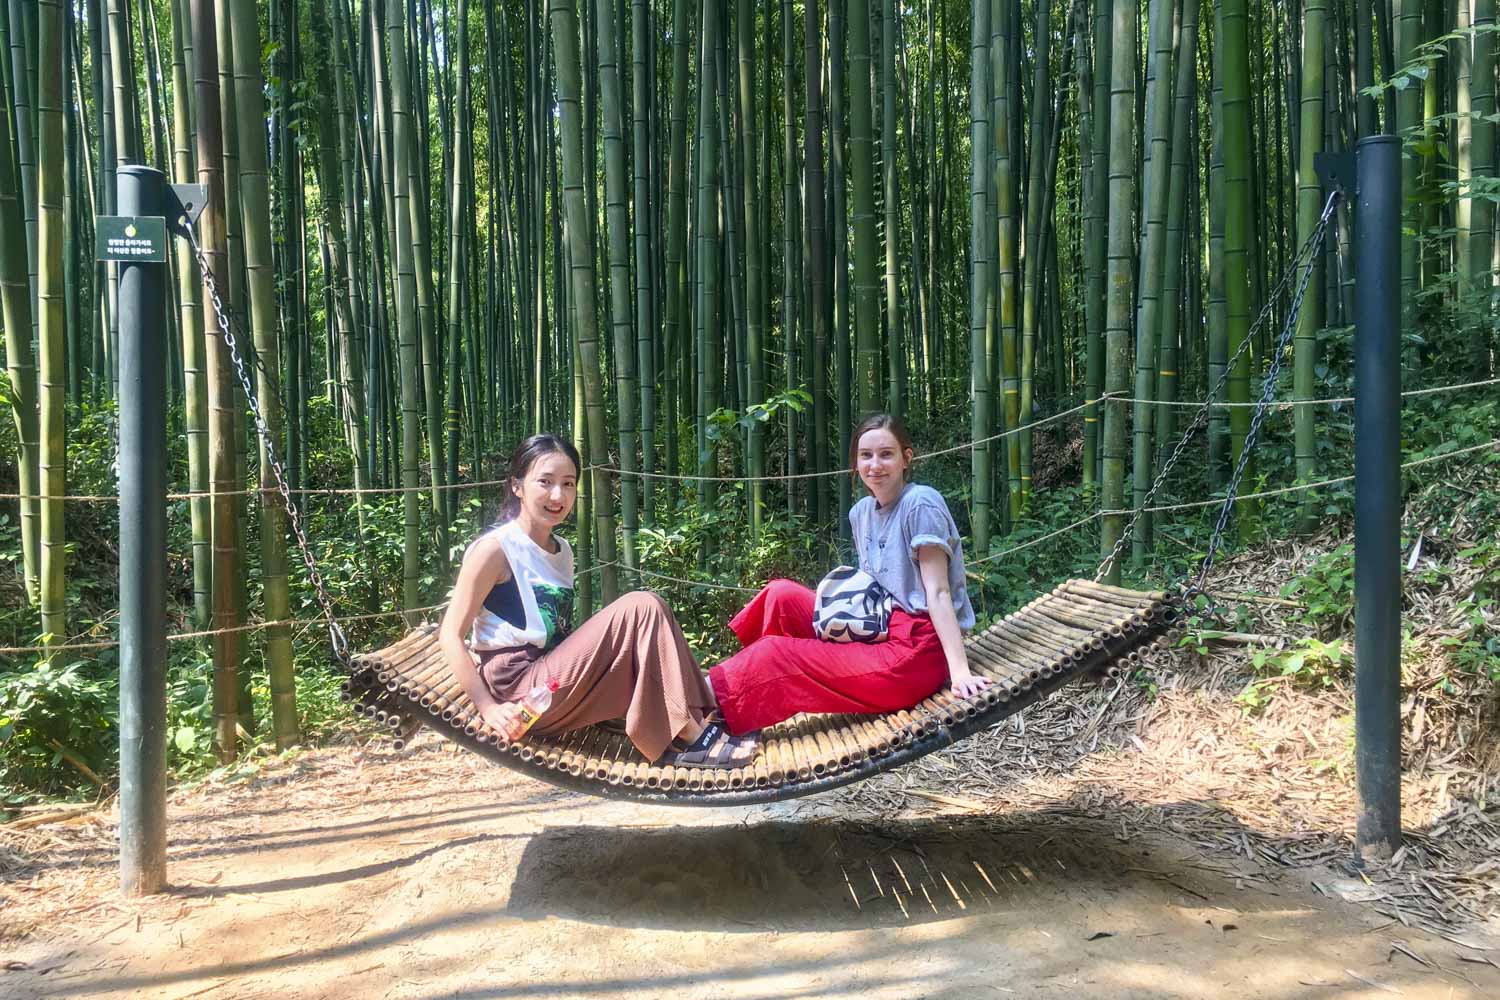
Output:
[
  {"xmin": 707, "ymin": 414, "xmax": 989, "ymax": 735},
  {"xmin": 440, "ymin": 434, "xmax": 754, "ymax": 768}
]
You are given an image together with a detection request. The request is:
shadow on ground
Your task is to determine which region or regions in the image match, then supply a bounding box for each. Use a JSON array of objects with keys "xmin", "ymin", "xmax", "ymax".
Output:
[
  {"xmin": 7, "ymin": 743, "xmax": 1496, "ymax": 1000},
  {"xmin": 503, "ymin": 813, "xmax": 1239, "ymax": 931}
]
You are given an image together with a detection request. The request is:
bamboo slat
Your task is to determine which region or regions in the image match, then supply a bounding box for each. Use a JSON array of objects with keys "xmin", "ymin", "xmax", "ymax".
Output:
[
  {"xmin": 349, "ymin": 580, "xmax": 1176, "ymax": 802},
  {"xmin": 1049, "ymin": 593, "xmax": 1146, "ymax": 629}
]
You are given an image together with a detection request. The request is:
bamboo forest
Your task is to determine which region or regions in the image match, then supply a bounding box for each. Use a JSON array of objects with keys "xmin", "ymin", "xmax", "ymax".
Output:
[{"xmin": 2, "ymin": 0, "xmax": 1498, "ymax": 806}]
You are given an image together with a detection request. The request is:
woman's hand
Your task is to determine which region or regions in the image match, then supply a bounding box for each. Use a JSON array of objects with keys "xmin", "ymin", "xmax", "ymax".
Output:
[
  {"xmin": 480, "ymin": 701, "xmax": 527, "ymax": 741},
  {"xmin": 948, "ymin": 667, "xmax": 991, "ymax": 699}
]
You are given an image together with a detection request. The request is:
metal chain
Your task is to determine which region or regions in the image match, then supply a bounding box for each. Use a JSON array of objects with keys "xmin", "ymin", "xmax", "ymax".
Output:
[
  {"xmin": 1095, "ymin": 190, "xmax": 1341, "ymax": 586},
  {"xmin": 186, "ymin": 229, "xmax": 351, "ymax": 667},
  {"xmin": 1190, "ymin": 192, "xmax": 1340, "ymax": 603}
]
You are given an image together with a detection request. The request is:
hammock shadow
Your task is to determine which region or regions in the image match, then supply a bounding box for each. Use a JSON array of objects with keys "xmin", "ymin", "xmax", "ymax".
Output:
[{"xmin": 501, "ymin": 808, "xmax": 1296, "ymax": 933}]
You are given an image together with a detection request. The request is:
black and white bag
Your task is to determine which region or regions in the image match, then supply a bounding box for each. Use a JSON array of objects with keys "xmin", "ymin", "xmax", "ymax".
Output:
[{"xmin": 813, "ymin": 566, "xmax": 894, "ymax": 643}]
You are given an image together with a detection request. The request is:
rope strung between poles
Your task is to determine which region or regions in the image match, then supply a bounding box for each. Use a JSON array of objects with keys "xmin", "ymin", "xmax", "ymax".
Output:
[
  {"xmin": 1106, "ymin": 374, "xmax": 1500, "ymax": 409},
  {"xmin": 13, "ymin": 433, "xmax": 1490, "ymax": 659},
  {"xmin": 0, "ymin": 601, "xmax": 453, "ymax": 657},
  {"xmin": 1094, "ymin": 190, "xmax": 1340, "ymax": 587},
  {"xmin": 6, "ymin": 374, "xmax": 1496, "ymax": 505},
  {"xmin": 585, "ymin": 396, "xmax": 1111, "ymax": 483}
]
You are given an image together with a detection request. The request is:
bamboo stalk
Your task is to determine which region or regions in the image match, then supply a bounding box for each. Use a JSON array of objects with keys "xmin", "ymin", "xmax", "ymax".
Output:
[
  {"xmin": 1058, "ymin": 581, "xmax": 1159, "ymax": 617},
  {"xmin": 990, "ymin": 615, "xmax": 1085, "ymax": 662},
  {"xmin": 1056, "ymin": 581, "xmax": 1158, "ymax": 620},
  {"xmin": 553, "ymin": 731, "xmax": 584, "ymax": 774},
  {"xmin": 391, "ymin": 715, "xmax": 423, "ymax": 750},
  {"xmin": 583, "ymin": 745, "xmax": 606, "ymax": 781},
  {"xmin": 973, "ymin": 623, "xmax": 1071, "ymax": 671},
  {"xmin": 568, "ymin": 729, "xmax": 601, "ymax": 776},
  {"xmin": 543, "ymin": 738, "xmax": 566, "ymax": 770},
  {"xmin": 358, "ymin": 628, "xmax": 436, "ymax": 670},
  {"xmin": 1054, "ymin": 587, "xmax": 1158, "ymax": 623},
  {"xmin": 788, "ymin": 727, "xmax": 815, "ymax": 780},
  {"xmin": 392, "ymin": 656, "xmax": 450, "ymax": 697},
  {"xmin": 858, "ymin": 715, "xmax": 895, "ymax": 755},
  {"xmin": 834, "ymin": 716, "xmax": 867, "ymax": 764},
  {"xmin": 1069, "ymin": 579, "xmax": 1167, "ymax": 603},
  {"xmin": 751, "ymin": 754, "xmax": 770, "ymax": 789},
  {"xmin": 434, "ymin": 682, "xmax": 471, "ymax": 720},
  {"xmin": 1040, "ymin": 606, "xmax": 1129, "ymax": 638},
  {"xmin": 1005, "ymin": 612, "xmax": 1102, "ymax": 653},
  {"xmin": 890, "ymin": 709, "xmax": 922, "ymax": 741},
  {"xmin": 423, "ymin": 676, "xmax": 467, "ymax": 713},
  {"xmin": 1046, "ymin": 594, "xmax": 1142, "ymax": 629},
  {"xmin": 764, "ymin": 737, "xmax": 788, "ymax": 784},
  {"xmin": 376, "ymin": 646, "xmax": 446, "ymax": 688},
  {"xmin": 812, "ymin": 728, "xmax": 839, "ymax": 773}
]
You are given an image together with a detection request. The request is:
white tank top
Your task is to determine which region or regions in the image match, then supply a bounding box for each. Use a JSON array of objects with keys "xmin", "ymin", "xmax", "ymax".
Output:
[{"xmin": 468, "ymin": 520, "xmax": 575, "ymax": 652}]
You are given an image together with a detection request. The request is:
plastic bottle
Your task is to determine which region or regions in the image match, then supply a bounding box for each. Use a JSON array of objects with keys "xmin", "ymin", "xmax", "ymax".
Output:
[{"xmin": 514, "ymin": 680, "xmax": 558, "ymax": 737}]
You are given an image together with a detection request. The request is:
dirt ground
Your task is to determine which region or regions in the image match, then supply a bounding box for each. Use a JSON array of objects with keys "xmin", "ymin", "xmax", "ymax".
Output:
[{"xmin": 4, "ymin": 735, "xmax": 1499, "ymax": 1000}]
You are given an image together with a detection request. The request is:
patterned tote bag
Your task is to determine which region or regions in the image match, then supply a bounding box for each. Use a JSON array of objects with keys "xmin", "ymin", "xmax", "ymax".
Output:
[{"xmin": 813, "ymin": 566, "xmax": 895, "ymax": 643}]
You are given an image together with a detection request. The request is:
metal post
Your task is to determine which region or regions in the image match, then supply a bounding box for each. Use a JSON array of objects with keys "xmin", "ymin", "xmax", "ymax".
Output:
[
  {"xmin": 116, "ymin": 165, "xmax": 170, "ymax": 895},
  {"xmin": 1353, "ymin": 136, "xmax": 1402, "ymax": 861}
]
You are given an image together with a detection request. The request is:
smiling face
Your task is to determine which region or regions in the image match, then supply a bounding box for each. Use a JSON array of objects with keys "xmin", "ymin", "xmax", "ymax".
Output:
[
  {"xmin": 512, "ymin": 451, "xmax": 579, "ymax": 531},
  {"xmin": 855, "ymin": 427, "xmax": 912, "ymax": 504}
]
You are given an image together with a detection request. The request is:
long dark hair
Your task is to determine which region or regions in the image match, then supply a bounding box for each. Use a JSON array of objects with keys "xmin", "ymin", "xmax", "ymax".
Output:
[
  {"xmin": 849, "ymin": 412, "xmax": 916, "ymax": 479},
  {"xmin": 498, "ymin": 434, "xmax": 582, "ymax": 523}
]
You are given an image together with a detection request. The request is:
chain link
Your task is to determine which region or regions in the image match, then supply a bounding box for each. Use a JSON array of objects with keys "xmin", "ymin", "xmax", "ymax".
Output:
[
  {"xmin": 1189, "ymin": 192, "xmax": 1339, "ymax": 608},
  {"xmin": 1095, "ymin": 191, "xmax": 1341, "ymax": 591},
  {"xmin": 186, "ymin": 230, "xmax": 351, "ymax": 667}
]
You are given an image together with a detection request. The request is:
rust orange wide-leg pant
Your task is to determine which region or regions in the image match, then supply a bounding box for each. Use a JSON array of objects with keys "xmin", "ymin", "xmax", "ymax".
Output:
[
  {"xmin": 707, "ymin": 579, "xmax": 949, "ymax": 735},
  {"xmin": 477, "ymin": 591, "xmax": 715, "ymax": 763}
]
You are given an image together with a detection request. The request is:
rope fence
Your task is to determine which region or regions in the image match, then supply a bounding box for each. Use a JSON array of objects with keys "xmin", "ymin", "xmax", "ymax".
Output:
[
  {"xmin": 584, "ymin": 396, "xmax": 1109, "ymax": 483},
  {"xmin": 0, "ymin": 602, "xmax": 452, "ymax": 658},
  {"xmin": 968, "ymin": 513, "xmax": 1105, "ymax": 566},
  {"xmin": 3, "ymin": 432, "xmax": 1496, "ymax": 658},
  {"xmin": 4, "ymin": 376, "xmax": 1498, "ymax": 505},
  {"xmin": 1107, "ymin": 374, "xmax": 1500, "ymax": 409}
]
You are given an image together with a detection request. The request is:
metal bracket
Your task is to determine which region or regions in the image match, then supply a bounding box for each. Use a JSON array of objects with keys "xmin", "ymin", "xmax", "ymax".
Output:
[
  {"xmin": 165, "ymin": 183, "xmax": 208, "ymax": 237},
  {"xmin": 1315, "ymin": 152, "xmax": 1358, "ymax": 198}
]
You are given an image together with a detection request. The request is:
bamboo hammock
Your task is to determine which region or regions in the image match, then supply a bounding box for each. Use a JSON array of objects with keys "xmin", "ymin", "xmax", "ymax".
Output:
[{"xmin": 343, "ymin": 579, "xmax": 1179, "ymax": 805}]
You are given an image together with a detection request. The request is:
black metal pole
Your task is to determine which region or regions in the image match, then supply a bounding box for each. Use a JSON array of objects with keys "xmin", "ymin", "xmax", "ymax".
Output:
[
  {"xmin": 117, "ymin": 165, "xmax": 170, "ymax": 895},
  {"xmin": 1353, "ymin": 135, "xmax": 1402, "ymax": 861}
]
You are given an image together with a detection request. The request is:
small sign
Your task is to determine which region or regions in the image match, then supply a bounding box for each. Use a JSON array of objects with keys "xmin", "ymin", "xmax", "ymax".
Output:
[{"xmin": 96, "ymin": 216, "xmax": 167, "ymax": 263}]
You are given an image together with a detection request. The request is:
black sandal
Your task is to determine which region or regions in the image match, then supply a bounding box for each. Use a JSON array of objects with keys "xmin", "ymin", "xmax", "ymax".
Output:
[
  {"xmin": 702, "ymin": 710, "xmax": 760, "ymax": 748},
  {"xmin": 664, "ymin": 723, "xmax": 755, "ymax": 769}
]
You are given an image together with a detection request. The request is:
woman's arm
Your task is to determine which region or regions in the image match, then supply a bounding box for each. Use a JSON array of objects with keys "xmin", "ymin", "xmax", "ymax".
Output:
[
  {"xmin": 438, "ymin": 535, "xmax": 525, "ymax": 736},
  {"xmin": 916, "ymin": 545, "xmax": 990, "ymax": 698}
]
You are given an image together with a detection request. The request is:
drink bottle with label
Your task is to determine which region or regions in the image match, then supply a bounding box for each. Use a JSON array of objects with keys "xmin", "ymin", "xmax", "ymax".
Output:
[{"xmin": 514, "ymin": 680, "xmax": 558, "ymax": 737}]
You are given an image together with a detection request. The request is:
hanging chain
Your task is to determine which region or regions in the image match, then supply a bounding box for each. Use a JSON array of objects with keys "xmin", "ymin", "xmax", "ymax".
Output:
[
  {"xmin": 185, "ymin": 228, "xmax": 351, "ymax": 667},
  {"xmin": 1189, "ymin": 191, "xmax": 1341, "ymax": 603},
  {"xmin": 1095, "ymin": 190, "xmax": 1341, "ymax": 587}
]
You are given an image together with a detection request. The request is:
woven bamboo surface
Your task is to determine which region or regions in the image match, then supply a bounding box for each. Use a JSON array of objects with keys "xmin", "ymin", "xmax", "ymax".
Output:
[{"xmin": 343, "ymin": 579, "xmax": 1179, "ymax": 804}]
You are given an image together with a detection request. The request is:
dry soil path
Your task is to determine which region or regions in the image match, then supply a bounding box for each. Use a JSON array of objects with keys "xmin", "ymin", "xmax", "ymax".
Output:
[{"xmin": 4, "ymin": 739, "xmax": 1499, "ymax": 999}]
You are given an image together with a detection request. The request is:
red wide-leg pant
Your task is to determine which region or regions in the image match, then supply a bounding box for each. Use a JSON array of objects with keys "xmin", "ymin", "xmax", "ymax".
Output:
[{"xmin": 707, "ymin": 579, "xmax": 950, "ymax": 734}]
